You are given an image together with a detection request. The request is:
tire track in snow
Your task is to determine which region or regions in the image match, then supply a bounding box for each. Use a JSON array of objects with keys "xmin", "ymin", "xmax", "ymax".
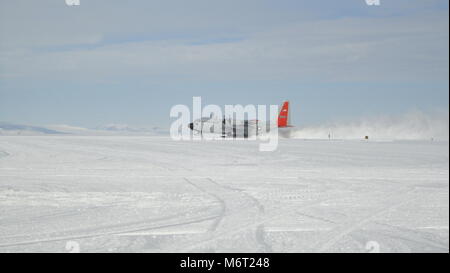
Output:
[
  {"xmin": 317, "ymin": 188, "xmax": 420, "ymax": 252},
  {"xmin": 182, "ymin": 177, "xmax": 269, "ymax": 252},
  {"xmin": 0, "ymin": 210, "xmax": 219, "ymax": 249},
  {"xmin": 180, "ymin": 176, "xmax": 360, "ymax": 252},
  {"xmin": 0, "ymin": 150, "xmax": 10, "ymax": 159},
  {"xmin": 206, "ymin": 178, "xmax": 272, "ymax": 252},
  {"xmin": 366, "ymin": 222, "xmax": 449, "ymax": 252},
  {"xmin": 183, "ymin": 178, "xmax": 226, "ymax": 232}
]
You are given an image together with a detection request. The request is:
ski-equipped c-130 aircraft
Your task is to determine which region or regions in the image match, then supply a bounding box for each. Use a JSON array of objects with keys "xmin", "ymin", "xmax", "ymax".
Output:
[{"xmin": 188, "ymin": 101, "xmax": 293, "ymax": 138}]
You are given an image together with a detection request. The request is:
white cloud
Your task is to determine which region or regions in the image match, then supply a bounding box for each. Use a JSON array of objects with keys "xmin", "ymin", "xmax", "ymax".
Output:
[{"xmin": 0, "ymin": 1, "xmax": 448, "ymax": 83}]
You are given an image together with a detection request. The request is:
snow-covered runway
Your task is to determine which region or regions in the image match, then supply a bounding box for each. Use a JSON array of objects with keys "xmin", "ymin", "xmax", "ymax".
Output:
[{"xmin": 0, "ymin": 136, "xmax": 448, "ymax": 252}]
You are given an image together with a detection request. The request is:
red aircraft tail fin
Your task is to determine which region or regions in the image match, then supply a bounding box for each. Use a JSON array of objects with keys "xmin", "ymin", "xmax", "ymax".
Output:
[{"xmin": 278, "ymin": 101, "xmax": 290, "ymax": 128}]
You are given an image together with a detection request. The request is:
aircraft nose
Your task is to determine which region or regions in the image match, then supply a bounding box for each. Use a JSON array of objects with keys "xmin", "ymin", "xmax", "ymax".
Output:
[{"xmin": 188, "ymin": 123, "xmax": 194, "ymax": 130}]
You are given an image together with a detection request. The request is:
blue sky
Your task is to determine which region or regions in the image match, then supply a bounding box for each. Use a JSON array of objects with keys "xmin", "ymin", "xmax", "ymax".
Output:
[{"xmin": 0, "ymin": 0, "xmax": 448, "ymax": 128}]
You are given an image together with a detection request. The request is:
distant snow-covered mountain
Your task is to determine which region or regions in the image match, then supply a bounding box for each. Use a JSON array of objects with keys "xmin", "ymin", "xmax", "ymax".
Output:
[
  {"xmin": 96, "ymin": 124, "xmax": 168, "ymax": 135},
  {"xmin": 0, "ymin": 122, "xmax": 168, "ymax": 136},
  {"xmin": 0, "ymin": 122, "xmax": 66, "ymax": 135},
  {"xmin": 96, "ymin": 124, "xmax": 147, "ymax": 132}
]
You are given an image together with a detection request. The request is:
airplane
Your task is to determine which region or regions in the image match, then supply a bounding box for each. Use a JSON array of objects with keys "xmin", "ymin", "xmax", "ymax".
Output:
[{"xmin": 188, "ymin": 101, "xmax": 293, "ymax": 138}]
